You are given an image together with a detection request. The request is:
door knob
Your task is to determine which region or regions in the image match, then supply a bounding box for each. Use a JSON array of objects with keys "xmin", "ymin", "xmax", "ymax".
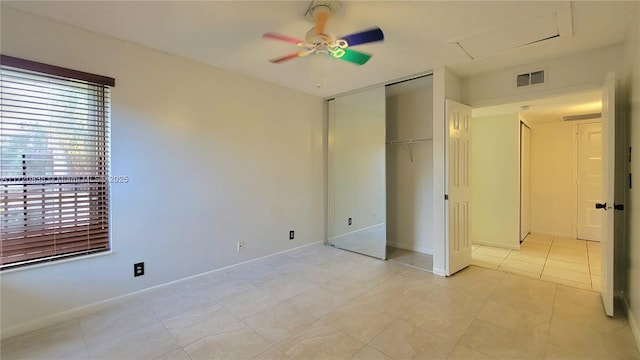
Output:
[{"xmin": 595, "ymin": 202, "xmax": 607, "ymax": 210}]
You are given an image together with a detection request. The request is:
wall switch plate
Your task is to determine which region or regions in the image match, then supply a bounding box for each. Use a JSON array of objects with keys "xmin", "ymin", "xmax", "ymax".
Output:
[
  {"xmin": 237, "ymin": 241, "xmax": 244, "ymax": 252},
  {"xmin": 134, "ymin": 262, "xmax": 144, "ymax": 277},
  {"xmin": 289, "ymin": 230, "xmax": 295, "ymax": 240}
]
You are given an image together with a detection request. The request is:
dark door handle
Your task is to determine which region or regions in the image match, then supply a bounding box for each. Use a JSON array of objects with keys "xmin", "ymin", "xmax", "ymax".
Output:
[
  {"xmin": 614, "ymin": 204, "xmax": 624, "ymax": 211},
  {"xmin": 595, "ymin": 202, "xmax": 607, "ymax": 209}
]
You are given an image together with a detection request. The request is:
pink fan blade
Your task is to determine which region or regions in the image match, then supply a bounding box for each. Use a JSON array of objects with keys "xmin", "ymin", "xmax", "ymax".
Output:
[
  {"xmin": 262, "ymin": 32, "xmax": 303, "ymax": 45},
  {"xmin": 269, "ymin": 52, "xmax": 302, "ymax": 63}
]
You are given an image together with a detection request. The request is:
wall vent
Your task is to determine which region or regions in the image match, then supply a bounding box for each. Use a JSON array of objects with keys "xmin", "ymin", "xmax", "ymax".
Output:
[
  {"xmin": 562, "ymin": 113, "xmax": 602, "ymax": 121},
  {"xmin": 516, "ymin": 70, "xmax": 545, "ymax": 87}
]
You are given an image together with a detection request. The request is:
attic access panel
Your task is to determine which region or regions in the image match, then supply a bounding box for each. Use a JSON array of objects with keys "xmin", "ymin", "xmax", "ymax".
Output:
[{"xmin": 455, "ymin": 12, "xmax": 567, "ymax": 59}]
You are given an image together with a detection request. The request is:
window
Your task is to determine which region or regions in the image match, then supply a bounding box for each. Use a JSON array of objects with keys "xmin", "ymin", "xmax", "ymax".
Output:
[{"xmin": 0, "ymin": 55, "xmax": 115, "ymax": 270}]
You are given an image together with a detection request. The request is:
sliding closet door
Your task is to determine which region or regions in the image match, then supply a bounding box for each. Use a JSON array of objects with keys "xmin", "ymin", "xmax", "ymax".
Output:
[{"xmin": 328, "ymin": 87, "xmax": 386, "ymax": 260}]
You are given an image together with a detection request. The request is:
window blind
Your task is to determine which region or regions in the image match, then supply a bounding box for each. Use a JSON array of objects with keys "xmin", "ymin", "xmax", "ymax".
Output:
[{"xmin": 0, "ymin": 57, "xmax": 113, "ymax": 270}]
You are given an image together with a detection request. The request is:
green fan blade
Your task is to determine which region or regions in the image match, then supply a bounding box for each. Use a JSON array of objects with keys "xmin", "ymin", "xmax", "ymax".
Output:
[{"xmin": 333, "ymin": 48, "xmax": 372, "ymax": 65}]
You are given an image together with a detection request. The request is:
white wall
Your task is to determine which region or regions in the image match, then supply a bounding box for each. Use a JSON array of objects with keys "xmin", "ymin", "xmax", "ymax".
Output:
[
  {"xmin": 529, "ymin": 121, "xmax": 577, "ymax": 238},
  {"xmin": 386, "ymin": 78, "xmax": 434, "ymax": 254},
  {"xmin": 470, "ymin": 114, "xmax": 521, "ymax": 249},
  {"xmin": 0, "ymin": 7, "xmax": 325, "ymax": 337},
  {"xmin": 462, "ymin": 45, "xmax": 624, "ymax": 107},
  {"xmin": 622, "ymin": 2, "xmax": 640, "ymax": 351},
  {"xmin": 433, "ymin": 67, "xmax": 462, "ymax": 276}
]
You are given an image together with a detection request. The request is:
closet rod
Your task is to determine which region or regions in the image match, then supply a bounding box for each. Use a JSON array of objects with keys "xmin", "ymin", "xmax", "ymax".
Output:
[
  {"xmin": 385, "ymin": 138, "xmax": 432, "ymax": 145},
  {"xmin": 386, "ymin": 138, "xmax": 432, "ymax": 163}
]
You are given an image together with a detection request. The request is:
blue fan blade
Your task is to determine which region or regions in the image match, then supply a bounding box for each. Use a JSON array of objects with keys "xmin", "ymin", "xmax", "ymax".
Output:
[{"xmin": 338, "ymin": 27, "xmax": 384, "ymax": 47}]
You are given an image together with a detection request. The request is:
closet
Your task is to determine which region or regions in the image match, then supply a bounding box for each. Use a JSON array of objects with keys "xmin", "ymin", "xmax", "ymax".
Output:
[
  {"xmin": 327, "ymin": 75, "xmax": 434, "ymax": 271},
  {"xmin": 385, "ymin": 76, "xmax": 434, "ymax": 270}
]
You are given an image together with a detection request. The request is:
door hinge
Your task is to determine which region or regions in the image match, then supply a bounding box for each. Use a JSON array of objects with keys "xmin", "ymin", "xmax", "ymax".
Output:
[{"xmin": 445, "ymin": 194, "xmax": 449, "ymax": 200}]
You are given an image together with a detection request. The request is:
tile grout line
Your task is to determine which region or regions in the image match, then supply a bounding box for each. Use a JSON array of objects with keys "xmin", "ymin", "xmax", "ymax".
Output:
[
  {"xmin": 473, "ymin": 245, "xmax": 510, "ymax": 270},
  {"xmin": 443, "ymin": 272, "xmax": 503, "ymax": 360},
  {"xmin": 543, "ymin": 284, "xmax": 559, "ymax": 358},
  {"xmin": 76, "ymin": 319, "xmax": 93, "ymax": 360},
  {"xmin": 585, "ymin": 240, "xmax": 593, "ymax": 290},
  {"xmin": 496, "ymin": 249, "xmax": 512, "ymax": 270},
  {"xmin": 149, "ymin": 304, "xmax": 194, "ymax": 360},
  {"xmin": 540, "ymin": 238, "xmax": 555, "ymax": 280}
]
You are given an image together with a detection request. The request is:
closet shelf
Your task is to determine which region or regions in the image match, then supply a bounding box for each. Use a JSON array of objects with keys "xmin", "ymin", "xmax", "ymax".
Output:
[
  {"xmin": 386, "ymin": 138, "xmax": 432, "ymax": 163},
  {"xmin": 385, "ymin": 138, "xmax": 432, "ymax": 145}
]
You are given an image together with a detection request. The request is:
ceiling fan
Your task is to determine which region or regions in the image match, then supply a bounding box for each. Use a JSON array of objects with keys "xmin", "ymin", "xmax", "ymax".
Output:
[{"xmin": 262, "ymin": 1, "xmax": 384, "ymax": 66}]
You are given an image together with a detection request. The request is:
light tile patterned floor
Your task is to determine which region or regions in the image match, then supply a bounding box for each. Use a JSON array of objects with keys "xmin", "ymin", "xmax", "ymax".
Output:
[
  {"xmin": 2, "ymin": 244, "xmax": 638, "ymax": 360},
  {"xmin": 386, "ymin": 246, "xmax": 433, "ymax": 272},
  {"xmin": 472, "ymin": 234, "xmax": 601, "ymax": 290}
]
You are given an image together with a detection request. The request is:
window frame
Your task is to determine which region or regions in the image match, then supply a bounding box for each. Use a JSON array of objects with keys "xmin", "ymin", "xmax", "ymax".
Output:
[{"xmin": 0, "ymin": 55, "xmax": 115, "ymax": 270}]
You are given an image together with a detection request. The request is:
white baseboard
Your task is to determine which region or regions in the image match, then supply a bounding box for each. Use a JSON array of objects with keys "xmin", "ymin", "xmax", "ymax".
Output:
[
  {"xmin": 433, "ymin": 268, "xmax": 446, "ymax": 276},
  {"xmin": 530, "ymin": 231, "xmax": 574, "ymax": 239},
  {"xmin": 622, "ymin": 296, "xmax": 640, "ymax": 353},
  {"xmin": 386, "ymin": 241, "xmax": 434, "ymax": 255},
  {"xmin": 1, "ymin": 241, "xmax": 323, "ymax": 340}
]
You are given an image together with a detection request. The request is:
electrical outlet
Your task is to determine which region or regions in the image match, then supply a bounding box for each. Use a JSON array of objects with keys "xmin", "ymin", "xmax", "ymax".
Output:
[
  {"xmin": 348, "ymin": 218, "xmax": 352, "ymax": 226},
  {"xmin": 289, "ymin": 230, "xmax": 295, "ymax": 240},
  {"xmin": 237, "ymin": 241, "xmax": 244, "ymax": 252},
  {"xmin": 134, "ymin": 262, "xmax": 144, "ymax": 277}
]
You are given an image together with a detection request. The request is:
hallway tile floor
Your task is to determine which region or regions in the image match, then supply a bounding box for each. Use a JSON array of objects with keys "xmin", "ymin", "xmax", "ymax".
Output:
[{"xmin": 472, "ymin": 234, "xmax": 601, "ymax": 290}]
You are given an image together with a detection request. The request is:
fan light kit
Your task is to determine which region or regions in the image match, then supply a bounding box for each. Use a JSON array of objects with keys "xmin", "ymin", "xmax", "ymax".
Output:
[{"xmin": 262, "ymin": 1, "xmax": 384, "ymax": 66}]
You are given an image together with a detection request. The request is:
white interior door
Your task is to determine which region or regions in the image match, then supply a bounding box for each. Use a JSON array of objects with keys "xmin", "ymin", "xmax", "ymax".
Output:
[
  {"xmin": 520, "ymin": 123, "xmax": 531, "ymax": 241},
  {"xmin": 598, "ymin": 72, "xmax": 616, "ymax": 316},
  {"xmin": 446, "ymin": 100, "xmax": 472, "ymax": 275},
  {"xmin": 577, "ymin": 122, "xmax": 603, "ymax": 241}
]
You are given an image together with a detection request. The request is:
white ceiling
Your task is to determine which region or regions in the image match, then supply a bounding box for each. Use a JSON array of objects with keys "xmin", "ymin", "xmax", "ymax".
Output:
[{"xmin": 3, "ymin": 1, "xmax": 637, "ymax": 98}]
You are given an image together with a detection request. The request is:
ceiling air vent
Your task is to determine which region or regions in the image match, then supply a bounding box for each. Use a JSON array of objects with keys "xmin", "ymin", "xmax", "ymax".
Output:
[
  {"xmin": 517, "ymin": 70, "xmax": 545, "ymax": 87},
  {"xmin": 562, "ymin": 113, "xmax": 602, "ymax": 121}
]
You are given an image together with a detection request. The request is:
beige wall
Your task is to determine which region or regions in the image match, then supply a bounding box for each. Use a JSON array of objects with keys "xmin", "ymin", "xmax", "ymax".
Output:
[
  {"xmin": 622, "ymin": 2, "xmax": 640, "ymax": 350},
  {"xmin": 529, "ymin": 121, "xmax": 576, "ymax": 238},
  {"xmin": 462, "ymin": 45, "xmax": 623, "ymax": 107},
  {"xmin": 471, "ymin": 114, "xmax": 521, "ymax": 249},
  {"xmin": 0, "ymin": 7, "xmax": 325, "ymax": 337}
]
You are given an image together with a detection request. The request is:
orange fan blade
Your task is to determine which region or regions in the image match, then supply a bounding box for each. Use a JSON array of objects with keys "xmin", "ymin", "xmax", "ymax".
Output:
[
  {"xmin": 315, "ymin": 11, "xmax": 329, "ymax": 35},
  {"xmin": 269, "ymin": 52, "xmax": 303, "ymax": 64}
]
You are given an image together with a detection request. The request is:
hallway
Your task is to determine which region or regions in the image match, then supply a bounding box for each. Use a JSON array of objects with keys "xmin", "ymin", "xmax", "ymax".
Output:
[{"xmin": 472, "ymin": 234, "xmax": 601, "ymax": 290}]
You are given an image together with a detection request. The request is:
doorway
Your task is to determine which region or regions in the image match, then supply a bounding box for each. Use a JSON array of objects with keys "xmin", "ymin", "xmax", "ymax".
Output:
[{"xmin": 469, "ymin": 90, "xmax": 604, "ymax": 291}]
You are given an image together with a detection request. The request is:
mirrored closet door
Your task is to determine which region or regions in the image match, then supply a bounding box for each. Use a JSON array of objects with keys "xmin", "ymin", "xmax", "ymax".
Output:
[{"xmin": 327, "ymin": 86, "xmax": 387, "ymax": 260}]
